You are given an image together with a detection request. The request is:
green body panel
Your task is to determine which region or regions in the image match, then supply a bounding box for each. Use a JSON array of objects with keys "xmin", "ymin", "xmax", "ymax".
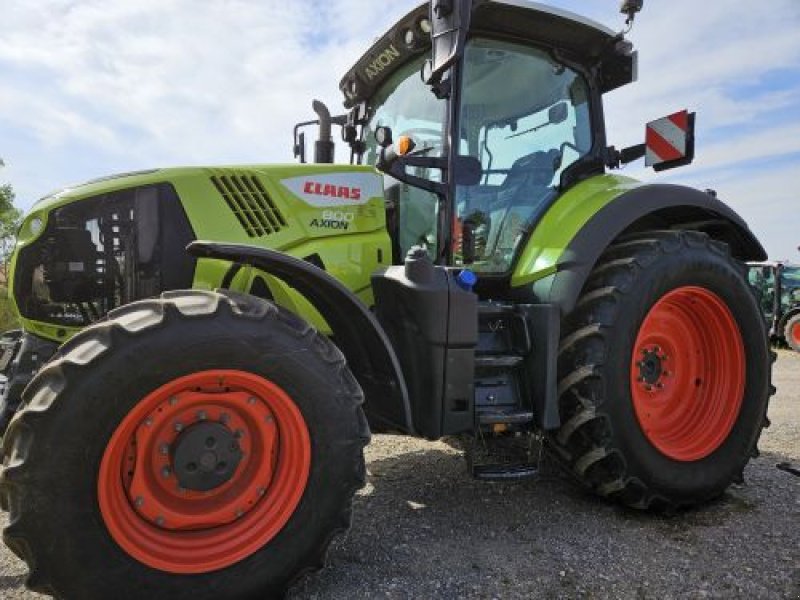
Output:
[
  {"xmin": 511, "ymin": 174, "xmax": 641, "ymax": 288},
  {"xmin": 11, "ymin": 164, "xmax": 391, "ymax": 342}
]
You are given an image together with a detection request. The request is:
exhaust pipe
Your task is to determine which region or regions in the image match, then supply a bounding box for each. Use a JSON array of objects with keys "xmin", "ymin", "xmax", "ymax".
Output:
[{"xmin": 312, "ymin": 100, "xmax": 335, "ymax": 164}]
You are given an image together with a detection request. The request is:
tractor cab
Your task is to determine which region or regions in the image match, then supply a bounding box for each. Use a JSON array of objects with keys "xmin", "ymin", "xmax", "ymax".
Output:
[
  {"xmin": 344, "ymin": 0, "xmax": 633, "ymax": 274},
  {"xmin": 296, "ymin": 1, "xmax": 676, "ymax": 282}
]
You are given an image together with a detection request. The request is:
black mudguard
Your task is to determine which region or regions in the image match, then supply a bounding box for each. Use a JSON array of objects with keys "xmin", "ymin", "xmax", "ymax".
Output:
[
  {"xmin": 528, "ymin": 183, "xmax": 767, "ymax": 315},
  {"xmin": 188, "ymin": 241, "xmax": 413, "ymax": 434}
]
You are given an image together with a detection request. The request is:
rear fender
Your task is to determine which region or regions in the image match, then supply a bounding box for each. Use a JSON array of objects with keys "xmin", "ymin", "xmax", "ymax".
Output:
[
  {"xmin": 188, "ymin": 241, "xmax": 413, "ymax": 434},
  {"xmin": 524, "ymin": 183, "xmax": 767, "ymax": 315}
]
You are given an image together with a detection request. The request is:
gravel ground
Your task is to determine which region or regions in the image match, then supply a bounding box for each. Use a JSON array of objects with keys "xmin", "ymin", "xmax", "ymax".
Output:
[{"xmin": 1, "ymin": 351, "xmax": 798, "ymax": 599}]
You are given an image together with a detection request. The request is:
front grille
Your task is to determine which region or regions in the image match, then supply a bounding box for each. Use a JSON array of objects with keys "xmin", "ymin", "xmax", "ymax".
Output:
[{"xmin": 210, "ymin": 174, "xmax": 287, "ymax": 237}]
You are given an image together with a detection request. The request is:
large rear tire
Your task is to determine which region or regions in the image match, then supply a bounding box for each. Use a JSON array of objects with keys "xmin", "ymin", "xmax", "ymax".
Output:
[
  {"xmin": 550, "ymin": 231, "xmax": 772, "ymax": 509},
  {"xmin": 0, "ymin": 290, "xmax": 369, "ymax": 599}
]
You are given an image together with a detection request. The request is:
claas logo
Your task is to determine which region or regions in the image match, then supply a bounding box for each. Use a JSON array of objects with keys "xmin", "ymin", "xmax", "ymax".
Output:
[{"xmin": 303, "ymin": 181, "xmax": 362, "ymax": 201}]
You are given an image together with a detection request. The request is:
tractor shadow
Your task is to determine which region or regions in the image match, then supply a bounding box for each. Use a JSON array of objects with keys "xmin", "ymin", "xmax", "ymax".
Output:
[
  {"xmin": 0, "ymin": 574, "xmax": 26, "ymax": 591},
  {"xmin": 290, "ymin": 440, "xmax": 799, "ymax": 598}
]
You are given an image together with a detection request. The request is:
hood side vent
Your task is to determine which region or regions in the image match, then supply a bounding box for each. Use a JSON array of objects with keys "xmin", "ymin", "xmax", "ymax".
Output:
[{"xmin": 210, "ymin": 174, "xmax": 287, "ymax": 237}]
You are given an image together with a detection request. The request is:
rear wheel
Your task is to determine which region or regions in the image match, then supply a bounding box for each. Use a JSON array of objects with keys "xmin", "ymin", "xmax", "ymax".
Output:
[
  {"xmin": 785, "ymin": 314, "xmax": 800, "ymax": 352},
  {"xmin": 0, "ymin": 290, "xmax": 369, "ymax": 599},
  {"xmin": 550, "ymin": 231, "xmax": 772, "ymax": 509}
]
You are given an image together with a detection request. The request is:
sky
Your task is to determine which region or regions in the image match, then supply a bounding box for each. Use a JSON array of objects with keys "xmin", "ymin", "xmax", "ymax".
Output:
[{"xmin": 1, "ymin": 0, "xmax": 798, "ymax": 260}]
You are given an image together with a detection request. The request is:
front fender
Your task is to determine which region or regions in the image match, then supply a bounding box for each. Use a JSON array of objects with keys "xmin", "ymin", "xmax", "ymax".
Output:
[{"xmin": 188, "ymin": 241, "xmax": 413, "ymax": 434}]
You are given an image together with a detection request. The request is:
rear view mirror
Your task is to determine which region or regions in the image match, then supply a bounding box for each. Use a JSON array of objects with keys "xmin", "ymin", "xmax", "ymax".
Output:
[
  {"xmin": 427, "ymin": 0, "xmax": 473, "ymax": 85},
  {"xmin": 645, "ymin": 109, "xmax": 695, "ymax": 172}
]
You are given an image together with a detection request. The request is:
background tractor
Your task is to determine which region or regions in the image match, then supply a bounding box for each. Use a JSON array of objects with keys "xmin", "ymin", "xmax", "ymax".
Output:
[
  {"xmin": 748, "ymin": 261, "xmax": 800, "ymax": 351},
  {"xmin": 0, "ymin": 1, "xmax": 774, "ymax": 598}
]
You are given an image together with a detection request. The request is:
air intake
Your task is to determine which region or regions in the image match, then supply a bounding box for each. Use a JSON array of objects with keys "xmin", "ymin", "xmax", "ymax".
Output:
[{"xmin": 210, "ymin": 174, "xmax": 287, "ymax": 237}]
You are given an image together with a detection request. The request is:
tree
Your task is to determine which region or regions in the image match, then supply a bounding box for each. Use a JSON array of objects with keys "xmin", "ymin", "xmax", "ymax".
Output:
[
  {"xmin": 0, "ymin": 158, "xmax": 22, "ymax": 265},
  {"xmin": 0, "ymin": 158, "xmax": 21, "ymax": 332}
]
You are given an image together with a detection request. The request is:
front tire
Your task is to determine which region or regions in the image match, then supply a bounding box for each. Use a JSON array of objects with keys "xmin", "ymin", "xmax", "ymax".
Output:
[
  {"xmin": 0, "ymin": 290, "xmax": 369, "ymax": 599},
  {"xmin": 784, "ymin": 313, "xmax": 800, "ymax": 352},
  {"xmin": 550, "ymin": 231, "xmax": 772, "ymax": 509}
]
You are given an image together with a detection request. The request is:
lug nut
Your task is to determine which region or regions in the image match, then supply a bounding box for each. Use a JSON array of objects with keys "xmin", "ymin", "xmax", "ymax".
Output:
[
  {"xmin": 161, "ymin": 466, "xmax": 171, "ymax": 478},
  {"xmin": 168, "ymin": 396, "xmax": 178, "ymax": 406},
  {"xmin": 197, "ymin": 410, "xmax": 207, "ymax": 421},
  {"xmin": 247, "ymin": 396, "xmax": 257, "ymax": 405},
  {"xmin": 159, "ymin": 443, "xmax": 169, "ymax": 456},
  {"xmin": 234, "ymin": 429, "xmax": 244, "ymax": 439},
  {"xmin": 174, "ymin": 422, "xmax": 184, "ymax": 433},
  {"xmin": 143, "ymin": 417, "xmax": 153, "ymax": 427},
  {"xmin": 265, "ymin": 415, "xmax": 274, "ymax": 424},
  {"xmin": 155, "ymin": 516, "xmax": 165, "ymax": 527},
  {"xmin": 134, "ymin": 496, "xmax": 144, "ymax": 508}
]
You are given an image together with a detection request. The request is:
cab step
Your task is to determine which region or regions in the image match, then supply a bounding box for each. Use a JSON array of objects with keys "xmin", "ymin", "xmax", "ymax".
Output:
[
  {"xmin": 472, "ymin": 463, "xmax": 539, "ymax": 481},
  {"xmin": 477, "ymin": 409, "xmax": 534, "ymax": 426},
  {"xmin": 474, "ymin": 355, "xmax": 524, "ymax": 369},
  {"xmin": 465, "ymin": 431, "xmax": 543, "ymax": 482}
]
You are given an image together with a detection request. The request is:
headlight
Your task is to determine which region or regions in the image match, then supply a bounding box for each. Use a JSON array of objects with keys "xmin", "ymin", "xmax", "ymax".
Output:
[{"xmin": 29, "ymin": 217, "xmax": 43, "ymax": 235}]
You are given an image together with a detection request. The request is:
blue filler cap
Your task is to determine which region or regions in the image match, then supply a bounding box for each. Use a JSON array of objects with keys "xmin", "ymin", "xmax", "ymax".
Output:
[{"xmin": 456, "ymin": 269, "xmax": 478, "ymax": 292}]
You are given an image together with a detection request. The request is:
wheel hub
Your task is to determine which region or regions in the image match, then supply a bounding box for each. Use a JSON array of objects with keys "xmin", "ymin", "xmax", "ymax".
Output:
[
  {"xmin": 637, "ymin": 347, "xmax": 666, "ymax": 386},
  {"xmin": 172, "ymin": 422, "xmax": 243, "ymax": 491}
]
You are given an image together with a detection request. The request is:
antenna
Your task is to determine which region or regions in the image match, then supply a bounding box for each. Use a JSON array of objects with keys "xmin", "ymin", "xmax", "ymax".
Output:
[{"xmin": 620, "ymin": 0, "xmax": 643, "ymax": 32}]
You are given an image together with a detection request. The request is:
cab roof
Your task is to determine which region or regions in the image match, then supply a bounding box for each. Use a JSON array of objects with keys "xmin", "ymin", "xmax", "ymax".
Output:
[{"xmin": 340, "ymin": 0, "xmax": 634, "ymax": 107}]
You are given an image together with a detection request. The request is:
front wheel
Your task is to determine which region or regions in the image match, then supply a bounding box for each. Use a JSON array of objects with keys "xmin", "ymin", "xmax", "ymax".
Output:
[
  {"xmin": 550, "ymin": 231, "xmax": 772, "ymax": 509},
  {"xmin": 1, "ymin": 290, "xmax": 369, "ymax": 599},
  {"xmin": 784, "ymin": 313, "xmax": 800, "ymax": 352}
]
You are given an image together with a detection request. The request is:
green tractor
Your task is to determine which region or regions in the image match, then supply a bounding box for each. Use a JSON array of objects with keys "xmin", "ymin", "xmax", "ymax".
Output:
[
  {"xmin": 748, "ymin": 261, "xmax": 800, "ymax": 351},
  {"xmin": 0, "ymin": 1, "xmax": 774, "ymax": 598}
]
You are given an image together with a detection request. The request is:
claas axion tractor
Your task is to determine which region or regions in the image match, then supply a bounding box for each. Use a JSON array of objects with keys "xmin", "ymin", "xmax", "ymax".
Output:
[{"xmin": 0, "ymin": 1, "xmax": 774, "ymax": 598}]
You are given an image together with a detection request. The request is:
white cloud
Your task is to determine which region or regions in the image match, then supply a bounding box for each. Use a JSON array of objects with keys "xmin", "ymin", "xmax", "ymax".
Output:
[{"xmin": 0, "ymin": 0, "xmax": 414, "ymax": 167}]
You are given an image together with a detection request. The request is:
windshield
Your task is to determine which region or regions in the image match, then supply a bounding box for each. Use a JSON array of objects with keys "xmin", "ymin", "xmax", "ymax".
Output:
[
  {"xmin": 364, "ymin": 57, "xmax": 446, "ymax": 260},
  {"xmin": 454, "ymin": 38, "xmax": 593, "ymax": 273},
  {"xmin": 781, "ymin": 266, "xmax": 800, "ymax": 307}
]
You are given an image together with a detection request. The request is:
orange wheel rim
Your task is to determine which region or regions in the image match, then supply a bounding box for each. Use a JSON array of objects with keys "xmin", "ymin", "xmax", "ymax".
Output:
[
  {"xmin": 630, "ymin": 286, "xmax": 745, "ymax": 461},
  {"xmin": 98, "ymin": 370, "xmax": 311, "ymax": 574},
  {"xmin": 791, "ymin": 321, "xmax": 800, "ymax": 347}
]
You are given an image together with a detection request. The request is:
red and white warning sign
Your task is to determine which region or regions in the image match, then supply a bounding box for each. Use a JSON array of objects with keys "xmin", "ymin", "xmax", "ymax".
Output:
[{"xmin": 645, "ymin": 109, "xmax": 692, "ymax": 168}]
